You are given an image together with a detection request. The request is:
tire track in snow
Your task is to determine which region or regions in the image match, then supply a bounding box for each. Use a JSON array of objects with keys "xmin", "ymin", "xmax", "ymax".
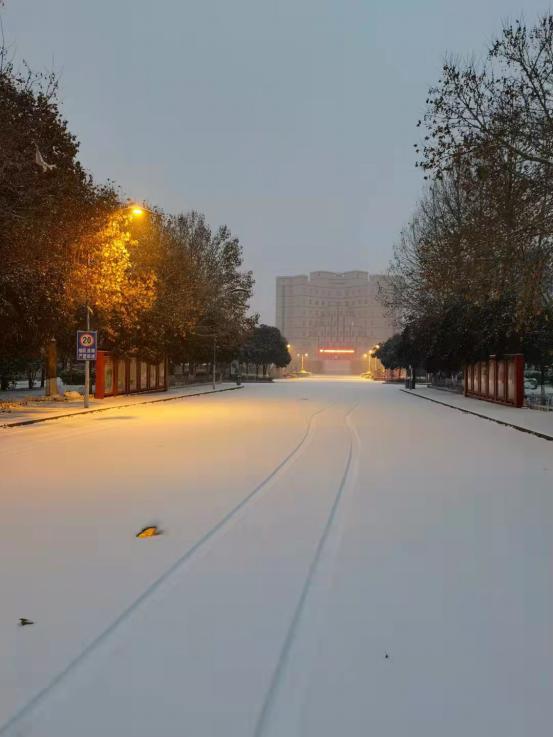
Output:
[
  {"xmin": 253, "ymin": 402, "xmax": 360, "ymax": 737},
  {"xmin": 0, "ymin": 403, "xmax": 329, "ymax": 737}
]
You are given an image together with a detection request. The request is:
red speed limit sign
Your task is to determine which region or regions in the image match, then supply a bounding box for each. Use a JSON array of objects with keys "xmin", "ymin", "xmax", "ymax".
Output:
[{"xmin": 77, "ymin": 331, "xmax": 97, "ymax": 361}]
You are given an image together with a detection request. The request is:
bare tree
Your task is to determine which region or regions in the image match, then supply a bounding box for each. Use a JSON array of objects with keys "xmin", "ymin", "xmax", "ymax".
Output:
[{"xmin": 418, "ymin": 15, "xmax": 553, "ymax": 172}]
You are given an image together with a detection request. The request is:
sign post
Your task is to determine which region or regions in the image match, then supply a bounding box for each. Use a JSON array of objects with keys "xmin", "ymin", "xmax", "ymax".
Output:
[
  {"xmin": 77, "ymin": 329, "xmax": 97, "ymax": 408},
  {"xmin": 231, "ymin": 359, "xmax": 241, "ymax": 386}
]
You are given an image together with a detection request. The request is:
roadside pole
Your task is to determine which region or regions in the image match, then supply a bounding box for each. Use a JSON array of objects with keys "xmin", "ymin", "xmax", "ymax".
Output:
[
  {"xmin": 84, "ymin": 304, "xmax": 90, "ymax": 408},
  {"xmin": 212, "ymin": 336, "xmax": 217, "ymax": 390},
  {"xmin": 232, "ymin": 359, "xmax": 242, "ymax": 386}
]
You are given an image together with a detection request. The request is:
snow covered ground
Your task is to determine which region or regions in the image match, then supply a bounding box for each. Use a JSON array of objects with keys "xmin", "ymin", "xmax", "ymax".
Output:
[
  {"xmin": 0, "ymin": 383, "xmax": 239, "ymax": 426},
  {"xmin": 1, "ymin": 378, "xmax": 551, "ymax": 736},
  {"xmin": 406, "ymin": 385, "xmax": 553, "ymax": 437}
]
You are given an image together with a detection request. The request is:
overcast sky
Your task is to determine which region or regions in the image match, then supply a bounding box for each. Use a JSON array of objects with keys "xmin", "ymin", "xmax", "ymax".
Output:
[{"xmin": 3, "ymin": 1, "xmax": 549, "ymax": 322}]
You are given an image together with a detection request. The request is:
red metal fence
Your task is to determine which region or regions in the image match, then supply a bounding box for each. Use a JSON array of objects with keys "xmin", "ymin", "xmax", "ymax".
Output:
[
  {"xmin": 95, "ymin": 351, "xmax": 168, "ymax": 399},
  {"xmin": 384, "ymin": 367, "xmax": 407, "ymax": 382},
  {"xmin": 464, "ymin": 354, "xmax": 524, "ymax": 407}
]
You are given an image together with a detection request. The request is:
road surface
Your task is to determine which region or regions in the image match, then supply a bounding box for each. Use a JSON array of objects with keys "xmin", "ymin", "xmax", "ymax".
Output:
[{"xmin": 1, "ymin": 378, "xmax": 552, "ymax": 736}]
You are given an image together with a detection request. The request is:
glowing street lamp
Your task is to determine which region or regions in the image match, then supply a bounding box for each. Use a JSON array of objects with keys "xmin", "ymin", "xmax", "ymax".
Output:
[
  {"xmin": 121, "ymin": 202, "xmax": 160, "ymax": 219},
  {"xmin": 126, "ymin": 202, "xmax": 160, "ymax": 218},
  {"xmin": 81, "ymin": 201, "xmax": 155, "ymax": 407},
  {"xmin": 367, "ymin": 344, "xmax": 380, "ymax": 377}
]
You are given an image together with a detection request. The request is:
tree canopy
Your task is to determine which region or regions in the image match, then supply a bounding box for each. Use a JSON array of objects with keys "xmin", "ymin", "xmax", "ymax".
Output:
[
  {"xmin": 240, "ymin": 325, "xmax": 291, "ymax": 373},
  {"xmin": 0, "ymin": 51, "xmax": 256, "ymax": 382},
  {"xmin": 384, "ymin": 14, "xmax": 553, "ymax": 373}
]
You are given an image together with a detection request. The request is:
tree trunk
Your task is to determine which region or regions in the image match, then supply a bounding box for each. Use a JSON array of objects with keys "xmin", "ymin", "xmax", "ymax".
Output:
[{"xmin": 45, "ymin": 338, "xmax": 59, "ymax": 396}]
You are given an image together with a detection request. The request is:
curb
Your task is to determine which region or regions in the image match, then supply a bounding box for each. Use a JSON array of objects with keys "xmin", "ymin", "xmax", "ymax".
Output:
[
  {"xmin": 400, "ymin": 389, "xmax": 553, "ymax": 442},
  {"xmin": 1, "ymin": 385, "xmax": 244, "ymax": 430}
]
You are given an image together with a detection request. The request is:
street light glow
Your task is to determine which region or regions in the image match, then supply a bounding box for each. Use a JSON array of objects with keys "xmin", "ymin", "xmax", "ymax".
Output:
[{"xmin": 131, "ymin": 207, "xmax": 144, "ymax": 216}]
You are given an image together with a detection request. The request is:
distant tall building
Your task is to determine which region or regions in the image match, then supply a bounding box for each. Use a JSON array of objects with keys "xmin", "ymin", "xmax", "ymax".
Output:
[{"xmin": 275, "ymin": 270, "xmax": 395, "ymax": 374}]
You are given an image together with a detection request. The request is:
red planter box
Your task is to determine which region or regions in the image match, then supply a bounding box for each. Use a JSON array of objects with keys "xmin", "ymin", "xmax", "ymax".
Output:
[
  {"xmin": 95, "ymin": 351, "xmax": 168, "ymax": 399},
  {"xmin": 464, "ymin": 354, "xmax": 523, "ymax": 407}
]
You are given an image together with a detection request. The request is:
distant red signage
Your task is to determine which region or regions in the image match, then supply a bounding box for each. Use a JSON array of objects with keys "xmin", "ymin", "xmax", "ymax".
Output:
[{"xmin": 319, "ymin": 348, "xmax": 355, "ymax": 354}]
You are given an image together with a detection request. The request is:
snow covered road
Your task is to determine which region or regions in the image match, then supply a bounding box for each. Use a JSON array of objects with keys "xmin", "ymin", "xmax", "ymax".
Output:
[{"xmin": 1, "ymin": 378, "xmax": 552, "ymax": 736}]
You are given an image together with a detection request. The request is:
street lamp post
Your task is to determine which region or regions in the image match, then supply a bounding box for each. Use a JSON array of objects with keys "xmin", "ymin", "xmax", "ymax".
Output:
[
  {"xmin": 192, "ymin": 285, "xmax": 250, "ymax": 390},
  {"xmin": 212, "ymin": 335, "xmax": 217, "ymax": 390},
  {"xmin": 81, "ymin": 239, "xmax": 93, "ymax": 408},
  {"xmin": 367, "ymin": 344, "xmax": 380, "ymax": 380},
  {"xmin": 80, "ymin": 202, "xmax": 152, "ymax": 407},
  {"xmin": 83, "ymin": 302, "xmax": 91, "ymax": 407},
  {"xmin": 87, "ymin": 204, "xmax": 247, "ymax": 397}
]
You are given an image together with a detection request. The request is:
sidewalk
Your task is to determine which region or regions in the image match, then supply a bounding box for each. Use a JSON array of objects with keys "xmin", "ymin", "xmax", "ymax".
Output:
[
  {"xmin": 402, "ymin": 385, "xmax": 553, "ymax": 441},
  {"xmin": 0, "ymin": 383, "xmax": 243, "ymax": 429}
]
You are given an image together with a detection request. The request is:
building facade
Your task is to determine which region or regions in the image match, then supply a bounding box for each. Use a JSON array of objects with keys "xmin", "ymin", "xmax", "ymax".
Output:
[{"xmin": 275, "ymin": 270, "xmax": 395, "ymax": 375}]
